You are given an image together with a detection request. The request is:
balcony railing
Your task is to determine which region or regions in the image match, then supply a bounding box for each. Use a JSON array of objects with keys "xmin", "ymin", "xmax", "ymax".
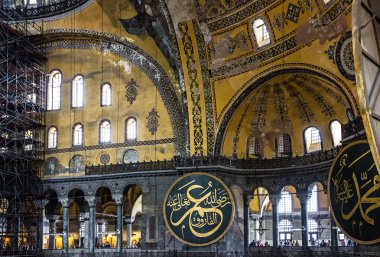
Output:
[
  {"xmin": 1, "ymin": 0, "xmax": 91, "ymax": 20},
  {"xmin": 342, "ymin": 117, "xmax": 365, "ymax": 139},
  {"xmin": 85, "ymin": 146, "xmax": 342, "ymax": 176}
]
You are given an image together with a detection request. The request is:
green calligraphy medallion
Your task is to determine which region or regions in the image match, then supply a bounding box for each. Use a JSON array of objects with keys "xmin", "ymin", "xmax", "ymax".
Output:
[
  {"xmin": 328, "ymin": 140, "xmax": 380, "ymax": 244},
  {"xmin": 163, "ymin": 172, "xmax": 235, "ymax": 246}
]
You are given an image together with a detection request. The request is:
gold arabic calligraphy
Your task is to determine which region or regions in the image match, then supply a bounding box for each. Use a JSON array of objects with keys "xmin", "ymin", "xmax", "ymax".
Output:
[
  {"xmin": 332, "ymin": 150, "xmax": 380, "ymax": 226},
  {"xmin": 166, "ymin": 180, "xmax": 231, "ymax": 238}
]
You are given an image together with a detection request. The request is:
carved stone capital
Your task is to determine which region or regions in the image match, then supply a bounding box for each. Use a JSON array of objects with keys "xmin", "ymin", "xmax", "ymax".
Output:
[
  {"xmin": 85, "ymin": 196, "xmax": 98, "ymax": 208},
  {"xmin": 34, "ymin": 199, "xmax": 49, "ymax": 209},
  {"xmin": 297, "ymin": 191, "xmax": 311, "ymax": 204},
  {"xmin": 113, "ymin": 194, "xmax": 123, "ymax": 205},
  {"xmin": 269, "ymin": 194, "xmax": 281, "ymax": 205},
  {"xmin": 58, "ymin": 197, "xmax": 71, "ymax": 208}
]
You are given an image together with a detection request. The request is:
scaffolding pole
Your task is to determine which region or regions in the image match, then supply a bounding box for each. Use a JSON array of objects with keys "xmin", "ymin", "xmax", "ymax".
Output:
[{"xmin": 0, "ymin": 8, "xmax": 44, "ymax": 256}]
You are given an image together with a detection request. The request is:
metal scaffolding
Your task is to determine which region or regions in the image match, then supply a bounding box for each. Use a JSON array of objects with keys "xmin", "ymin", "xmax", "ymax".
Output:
[{"xmin": 0, "ymin": 9, "xmax": 44, "ymax": 255}]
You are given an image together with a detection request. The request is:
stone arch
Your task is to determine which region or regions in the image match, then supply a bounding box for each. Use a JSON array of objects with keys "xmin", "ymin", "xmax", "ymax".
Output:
[
  {"xmin": 39, "ymin": 30, "xmax": 188, "ymax": 155},
  {"xmin": 214, "ymin": 66, "xmax": 359, "ymax": 155}
]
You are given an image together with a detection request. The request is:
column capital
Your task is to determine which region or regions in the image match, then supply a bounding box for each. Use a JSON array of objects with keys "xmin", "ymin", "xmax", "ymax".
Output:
[
  {"xmin": 85, "ymin": 196, "xmax": 98, "ymax": 208},
  {"xmin": 113, "ymin": 194, "xmax": 123, "ymax": 205},
  {"xmin": 296, "ymin": 191, "xmax": 311, "ymax": 204},
  {"xmin": 269, "ymin": 194, "xmax": 281, "ymax": 205},
  {"xmin": 58, "ymin": 197, "xmax": 71, "ymax": 208},
  {"xmin": 34, "ymin": 199, "xmax": 49, "ymax": 209}
]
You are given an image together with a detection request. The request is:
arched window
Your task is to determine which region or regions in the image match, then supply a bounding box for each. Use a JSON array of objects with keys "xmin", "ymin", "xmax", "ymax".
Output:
[
  {"xmin": 279, "ymin": 191, "xmax": 292, "ymax": 213},
  {"xmin": 69, "ymin": 155, "xmax": 85, "ymax": 173},
  {"xmin": 304, "ymin": 127, "xmax": 322, "ymax": 153},
  {"xmin": 248, "ymin": 136, "xmax": 262, "ymax": 157},
  {"xmin": 47, "ymin": 70, "xmax": 61, "ymax": 110},
  {"xmin": 279, "ymin": 219, "xmax": 293, "ymax": 241},
  {"xmin": 330, "ymin": 120, "xmax": 342, "ymax": 147},
  {"xmin": 45, "ymin": 157, "xmax": 59, "ymax": 175},
  {"xmin": 308, "ymin": 218, "xmax": 319, "ymax": 241},
  {"xmin": 276, "ymin": 133, "xmax": 292, "ymax": 157},
  {"xmin": 47, "ymin": 127, "xmax": 58, "ymax": 148},
  {"xmin": 308, "ymin": 219, "xmax": 318, "ymax": 233},
  {"xmin": 72, "ymin": 75, "xmax": 84, "ymax": 108},
  {"xmin": 123, "ymin": 149, "xmax": 138, "ymax": 163},
  {"xmin": 101, "ymin": 83, "xmax": 112, "ymax": 106},
  {"xmin": 99, "ymin": 120, "xmax": 111, "ymax": 144},
  {"xmin": 125, "ymin": 117, "xmax": 137, "ymax": 141},
  {"xmin": 307, "ymin": 184, "xmax": 318, "ymax": 212},
  {"xmin": 73, "ymin": 124, "xmax": 83, "ymax": 146},
  {"xmin": 346, "ymin": 108, "xmax": 354, "ymax": 121},
  {"xmin": 253, "ymin": 19, "xmax": 270, "ymax": 47}
]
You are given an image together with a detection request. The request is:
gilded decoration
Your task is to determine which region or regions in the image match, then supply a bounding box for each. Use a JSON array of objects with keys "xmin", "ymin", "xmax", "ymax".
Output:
[
  {"xmin": 273, "ymin": 12, "xmax": 288, "ymax": 31},
  {"xmin": 297, "ymin": 0, "xmax": 312, "ymax": 13},
  {"xmin": 126, "ymin": 78, "xmax": 138, "ymax": 104},
  {"xmin": 39, "ymin": 30, "xmax": 187, "ymax": 154},
  {"xmin": 179, "ymin": 22, "xmax": 204, "ymax": 156},
  {"xmin": 328, "ymin": 140, "xmax": 380, "ymax": 244},
  {"xmin": 163, "ymin": 172, "xmax": 235, "ymax": 246},
  {"xmin": 146, "ymin": 108, "xmax": 160, "ymax": 135},
  {"xmin": 336, "ymin": 32, "xmax": 355, "ymax": 80},
  {"xmin": 100, "ymin": 153, "xmax": 110, "ymax": 164},
  {"xmin": 286, "ymin": 3, "xmax": 301, "ymax": 23},
  {"xmin": 193, "ymin": 21, "xmax": 216, "ymax": 155}
]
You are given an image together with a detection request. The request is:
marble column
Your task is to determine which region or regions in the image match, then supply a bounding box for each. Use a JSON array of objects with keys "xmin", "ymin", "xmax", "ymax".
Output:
[
  {"xmin": 34, "ymin": 200, "xmax": 48, "ymax": 251},
  {"xmin": 297, "ymin": 192, "xmax": 310, "ymax": 250},
  {"xmin": 48, "ymin": 219, "xmax": 55, "ymax": 249},
  {"xmin": 270, "ymin": 195, "xmax": 280, "ymax": 249},
  {"xmin": 331, "ymin": 218, "xmax": 338, "ymax": 251},
  {"xmin": 113, "ymin": 194, "xmax": 123, "ymax": 252},
  {"xmin": 124, "ymin": 218, "xmax": 132, "ymax": 247},
  {"xmin": 243, "ymin": 193, "xmax": 251, "ymax": 253},
  {"xmin": 59, "ymin": 197, "xmax": 70, "ymax": 253},
  {"xmin": 85, "ymin": 196, "xmax": 97, "ymax": 253}
]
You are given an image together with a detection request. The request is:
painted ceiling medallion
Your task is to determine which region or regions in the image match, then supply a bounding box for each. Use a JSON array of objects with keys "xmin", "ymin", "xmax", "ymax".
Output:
[
  {"xmin": 126, "ymin": 78, "xmax": 138, "ymax": 104},
  {"xmin": 147, "ymin": 108, "xmax": 159, "ymax": 135}
]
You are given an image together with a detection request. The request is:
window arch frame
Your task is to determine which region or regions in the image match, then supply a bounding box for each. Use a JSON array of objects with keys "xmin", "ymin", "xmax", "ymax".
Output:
[
  {"xmin": 123, "ymin": 149, "xmax": 139, "ymax": 163},
  {"xmin": 307, "ymin": 184, "xmax": 319, "ymax": 213},
  {"xmin": 346, "ymin": 108, "xmax": 355, "ymax": 121},
  {"xmin": 100, "ymin": 82, "xmax": 112, "ymax": 107},
  {"xmin": 47, "ymin": 69, "xmax": 62, "ymax": 111},
  {"xmin": 247, "ymin": 136, "xmax": 263, "ymax": 158},
  {"xmin": 47, "ymin": 126, "xmax": 58, "ymax": 149},
  {"xmin": 275, "ymin": 133, "xmax": 292, "ymax": 157},
  {"xmin": 72, "ymin": 123, "xmax": 84, "ymax": 147},
  {"xmin": 125, "ymin": 116, "xmax": 137, "ymax": 141},
  {"xmin": 71, "ymin": 74, "xmax": 84, "ymax": 108},
  {"xmin": 303, "ymin": 126, "xmax": 323, "ymax": 154},
  {"xmin": 329, "ymin": 119, "xmax": 342, "ymax": 147},
  {"xmin": 251, "ymin": 17, "xmax": 272, "ymax": 48},
  {"xmin": 69, "ymin": 155, "xmax": 85, "ymax": 173},
  {"xmin": 99, "ymin": 119, "xmax": 111, "ymax": 144},
  {"xmin": 278, "ymin": 190, "xmax": 293, "ymax": 214}
]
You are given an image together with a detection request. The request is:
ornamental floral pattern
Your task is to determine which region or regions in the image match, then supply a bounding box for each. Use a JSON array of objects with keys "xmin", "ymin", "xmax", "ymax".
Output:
[
  {"xmin": 126, "ymin": 78, "xmax": 138, "ymax": 104},
  {"xmin": 146, "ymin": 108, "xmax": 160, "ymax": 135}
]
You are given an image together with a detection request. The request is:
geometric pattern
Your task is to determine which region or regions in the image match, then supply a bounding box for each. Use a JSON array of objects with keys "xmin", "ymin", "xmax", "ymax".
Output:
[
  {"xmin": 146, "ymin": 108, "xmax": 160, "ymax": 135},
  {"xmin": 193, "ymin": 21, "xmax": 215, "ymax": 155},
  {"xmin": 286, "ymin": 4, "xmax": 301, "ymax": 23},
  {"xmin": 179, "ymin": 22, "xmax": 204, "ymax": 156}
]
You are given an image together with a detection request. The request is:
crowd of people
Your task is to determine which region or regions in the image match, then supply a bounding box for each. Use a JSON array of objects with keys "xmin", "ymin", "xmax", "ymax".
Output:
[{"xmin": 249, "ymin": 240, "xmax": 270, "ymax": 247}]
